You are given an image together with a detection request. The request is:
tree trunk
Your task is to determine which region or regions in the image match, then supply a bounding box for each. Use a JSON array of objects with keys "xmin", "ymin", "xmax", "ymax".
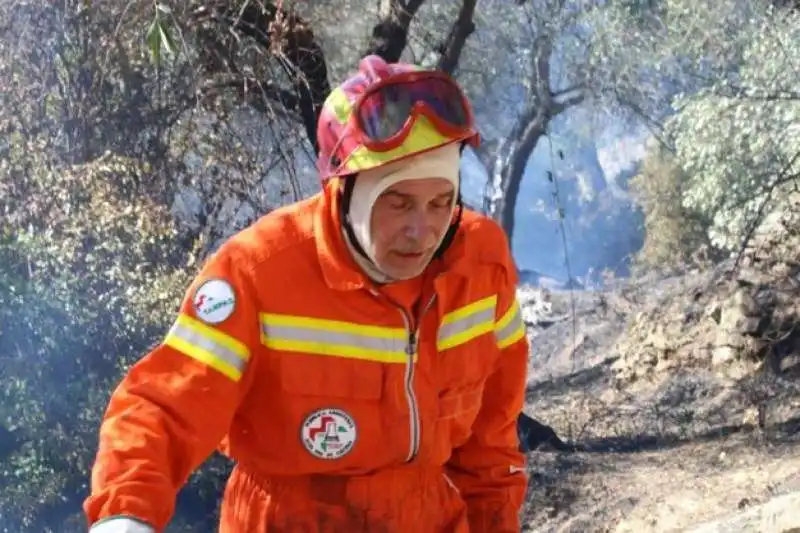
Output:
[
  {"xmin": 482, "ymin": 34, "xmax": 583, "ymax": 248},
  {"xmin": 436, "ymin": 0, "xmax": 477, "ymax": 75},
  {"xmin": 487, "ymin": 107, "xmax": 549, "ymax": 243}
]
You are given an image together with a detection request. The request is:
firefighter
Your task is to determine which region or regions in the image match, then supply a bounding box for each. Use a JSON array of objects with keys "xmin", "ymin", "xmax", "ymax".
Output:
[{"xmin": 84, "ymin": 54, "xmax": 529, "ymax": 533}]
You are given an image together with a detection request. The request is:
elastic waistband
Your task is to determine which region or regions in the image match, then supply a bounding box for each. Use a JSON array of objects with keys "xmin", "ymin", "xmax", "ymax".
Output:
[{"xmin": 234, "ymin": 463, "xmax": 446, "ymax": 506}]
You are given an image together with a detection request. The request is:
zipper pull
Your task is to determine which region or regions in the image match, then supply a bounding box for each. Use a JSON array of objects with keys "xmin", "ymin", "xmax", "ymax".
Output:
[{"xmin": 406, "ymin": 331, "xmax": 417, "ymax": 355}]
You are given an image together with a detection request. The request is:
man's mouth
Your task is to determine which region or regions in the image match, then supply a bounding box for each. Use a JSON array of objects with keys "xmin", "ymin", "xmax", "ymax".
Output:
[{"xmin": 393, "ymin": 250, "xmax": 425, "ymax": 259}]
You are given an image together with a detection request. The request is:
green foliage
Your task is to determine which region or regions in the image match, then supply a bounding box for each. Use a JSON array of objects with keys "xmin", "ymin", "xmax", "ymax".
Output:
[
  {"xmin": 617, "ymin": 1, "xmax": 799, "ymax": 262},
  {"xmin": 629, "ymin": 140, "xmax": 715, "ymax": 271},
  {"xmin": 665, "ymin": 9, "xmax": 800, "ymax": 251},
  {"xmin": 0, "ymin": 153, "xmax": 228, "ymax": 531},
  {"xmin": 146, "ymin": 3, "xmax": 179, "ymax": 67},
  {"xmin": 0, "ymin": 0, "xmax": 182, "ymax": 167},
  {"xmin": 0, "ymin": 2, "xmax": 316, "ymax": 528}
]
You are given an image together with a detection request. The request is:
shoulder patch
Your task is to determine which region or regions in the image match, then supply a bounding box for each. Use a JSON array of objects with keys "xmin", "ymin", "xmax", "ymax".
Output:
[{"xmin": 192, "ymin": 278, "xmax": 236, "ymax": 324}]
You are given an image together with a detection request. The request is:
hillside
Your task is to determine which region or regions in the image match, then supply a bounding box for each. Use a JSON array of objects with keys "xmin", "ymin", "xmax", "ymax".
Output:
[{"xmin": 516, "ymin": 194, "xmax": 800, "ymax": 532}]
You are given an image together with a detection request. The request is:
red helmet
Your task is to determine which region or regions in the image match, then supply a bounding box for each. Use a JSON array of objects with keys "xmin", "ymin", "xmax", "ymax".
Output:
[{"xmin": 316, "ymin": 55, "xmax": 480, "ymax": 182}]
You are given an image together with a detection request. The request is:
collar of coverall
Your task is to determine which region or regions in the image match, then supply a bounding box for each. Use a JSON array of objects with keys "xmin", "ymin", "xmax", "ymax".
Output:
[{"xmin": 342, "ymin": 142, "xmax": 462, "ymax": 284}]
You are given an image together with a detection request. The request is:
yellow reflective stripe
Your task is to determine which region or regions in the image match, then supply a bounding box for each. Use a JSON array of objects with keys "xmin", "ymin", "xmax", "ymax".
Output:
[
  {"xmin": 442, "ymin": 295, "xmax": 497, "ymax": 326},
  {"xmin": 260, "ymin": 313, "xmax": 410, "ymax": 363},
  {"xmin": 494, "ymin": 299, "xmax": 519, "ymax": 331},
  {"xmin": 343, "ymin": 116, "xmax": 453, "ymax": 173},
  {"xmin": 437, "ymin": 295, "xmax": 498, "ymax": 351},
  {"xmin": 262, "ymin": 313, "xmax": 405, "ymax": 339},
  {"xmin": 494, "ymin": 300, "xmax": 526, "ymax": 349},
  {"xmin": 324, "ymin": 87, "xmax": 352, "ymax": 124},
  {"xmin": 164, "ymin": 314, "xmax": 250, "ymax": 381}
]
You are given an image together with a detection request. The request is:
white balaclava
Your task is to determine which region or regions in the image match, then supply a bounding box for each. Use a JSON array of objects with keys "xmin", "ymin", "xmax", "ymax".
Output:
[{"xmin": 344, "ymin": 142, "xmax": 461, "ymax": 282}]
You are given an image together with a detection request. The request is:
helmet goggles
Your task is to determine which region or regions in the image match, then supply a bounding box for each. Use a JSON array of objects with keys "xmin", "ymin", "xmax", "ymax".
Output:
[
  {"xmin": 321, "ymin": 69, "xmax": 479, "ymax": 179},
  {"xmin": 356, "ymin": 70, "xmax": 476, "ymax": 149}
]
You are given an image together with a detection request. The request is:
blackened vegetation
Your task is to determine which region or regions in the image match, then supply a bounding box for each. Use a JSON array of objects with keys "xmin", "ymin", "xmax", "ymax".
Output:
[
  {"xmin": 192, "ymin": 0, "xmax": 479, "ymax": 150},
  {"xmin": 518, "ymin": 413, "xmax": 579, "ymax": 453}
]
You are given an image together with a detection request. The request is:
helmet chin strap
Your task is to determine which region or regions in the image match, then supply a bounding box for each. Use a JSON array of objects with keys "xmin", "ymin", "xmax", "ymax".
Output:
[
  {"xmin": 339, "ymin": 177, "xmax": 371, "ymax": 264},
  {"xmin": 432, "ymin": 194, "xmax": 463, "ymax": 260},
  {"xmin": 434, "ymin": 141, "xmax": 467, "ymax": 260}
]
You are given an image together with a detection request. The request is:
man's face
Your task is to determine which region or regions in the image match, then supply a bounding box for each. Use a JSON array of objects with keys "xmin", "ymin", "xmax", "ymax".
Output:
[{"xmin": 370, "ymin": 177, "xmax": 456, "ymax": 280}]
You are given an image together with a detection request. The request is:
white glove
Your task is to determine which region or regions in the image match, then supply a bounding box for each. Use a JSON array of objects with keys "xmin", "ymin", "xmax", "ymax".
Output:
[{"xmin": 89, "ymin": 517, "xmax": 155, "ymax": 533}]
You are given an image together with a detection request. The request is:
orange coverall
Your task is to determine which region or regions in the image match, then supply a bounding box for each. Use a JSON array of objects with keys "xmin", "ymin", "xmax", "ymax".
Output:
[{"xmin": 84, "ymin": 181, "xmax": 530, "ymax": 532}]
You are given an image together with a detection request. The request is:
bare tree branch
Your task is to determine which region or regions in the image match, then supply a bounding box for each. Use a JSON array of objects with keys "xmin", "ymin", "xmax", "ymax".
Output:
[
  {"xmin": 436, "ymin": 0, "xmax": 477, "ymax": 74},
  {"xmin": 200, "ymin": 76, "xmax": 299, "ymax": 112},
  {"xmin": 533, "ymin": 35, "xmax": 554, "ymax": 108},
  {"xmin": 552, "ymin": 84, "xmax": 584, "ymax": 100},
  {"xmin": 190, "ymin": 1, "xmax": 330, "ymax": 149},
  {"xmin": 552, "ymin": 92, "xmax": 584, "ymax": 115},
  {"xmin": 190, "ymin": 0, "xmax": 448, "ymax": 150},
  {"xmin": 363, "ymin": 0, "xmax": 427, "ymax": 61}
]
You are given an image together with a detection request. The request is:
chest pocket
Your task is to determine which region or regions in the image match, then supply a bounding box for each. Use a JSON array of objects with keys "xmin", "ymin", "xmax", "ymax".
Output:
[
  {"xmin": 261, "ymin": 312, "xmax": 402, "ymax": 464},
  {"xmin": 261, "ymin": 312, "xmax": 402, "ymax": 400},
  {"xmin": 436, "ymin": 294, "xmax": 499, "ymax": 385},
  {"xmin": 280, "ymin": 354, "xmax": 384, "ymax": 399},
  {"xmin": 434, "ymin": 294, "xmax": 499, "ymax": 439}
]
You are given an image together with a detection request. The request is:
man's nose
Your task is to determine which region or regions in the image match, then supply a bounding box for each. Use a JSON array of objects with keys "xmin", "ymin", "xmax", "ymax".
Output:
[{"xmin": 402, "ymin": 210, "xmax": 429, "ymax": 240}]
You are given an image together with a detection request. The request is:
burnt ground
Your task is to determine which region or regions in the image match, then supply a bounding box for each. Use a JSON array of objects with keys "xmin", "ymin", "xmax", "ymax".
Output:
[{"xmin": 517, "ymin": 267, "xmax": 800, "ymax": 532}]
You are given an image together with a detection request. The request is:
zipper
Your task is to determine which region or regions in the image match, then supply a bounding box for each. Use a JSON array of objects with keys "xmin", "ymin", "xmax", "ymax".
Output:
[
  {"xmin": 370, "ymin": 287, "xmax": 437, "ymax": 462},
  {"xmin": 396, "ymin": 308, "xmax": 418, "ymax": 462},
  {"xmin": 397, "ymin": 294, "xmax": 437, "ymax": 462}
]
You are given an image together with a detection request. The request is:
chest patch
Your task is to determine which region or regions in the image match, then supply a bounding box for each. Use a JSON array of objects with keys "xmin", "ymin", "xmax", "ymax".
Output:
[{"xmin": 301, "ymin": 407, "xmax": 358, "ymax": 460}]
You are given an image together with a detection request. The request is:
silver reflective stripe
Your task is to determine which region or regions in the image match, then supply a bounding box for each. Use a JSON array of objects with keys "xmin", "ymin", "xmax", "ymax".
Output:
[
  {"xmin": 262, "ymin": 323, "xmax": 407, "ymax": 353},
  {"xmin": 90, "ymin": 517, "xmax": 155, "ymax": 533},
  {"xmin": 438, "ymin": 306, "xmax": 495, "ymax": 341},
  {"xmin": 437, "ymin": 295, "xmax": 498, "ymax": 350},
  {"xmin": 260, "ymin": 314, "xmax": 409, "ymax": 363},
  {"xmin": 169, "ymin": 322, "xmax": 247, "ymax": 373},
  {"xmin": 495, "ymin": 301, "xmax": 525, "ymax": 348}
]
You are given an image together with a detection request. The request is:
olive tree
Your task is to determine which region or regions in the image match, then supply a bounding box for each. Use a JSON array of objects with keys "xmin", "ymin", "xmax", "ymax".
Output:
[
  {"xmin": 665, "ymin": 3, "xmax": 799, "ymax": 251},
  {"xmin": 615, "ymin": 0, "xmax": 799, "ymax": 259}
]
